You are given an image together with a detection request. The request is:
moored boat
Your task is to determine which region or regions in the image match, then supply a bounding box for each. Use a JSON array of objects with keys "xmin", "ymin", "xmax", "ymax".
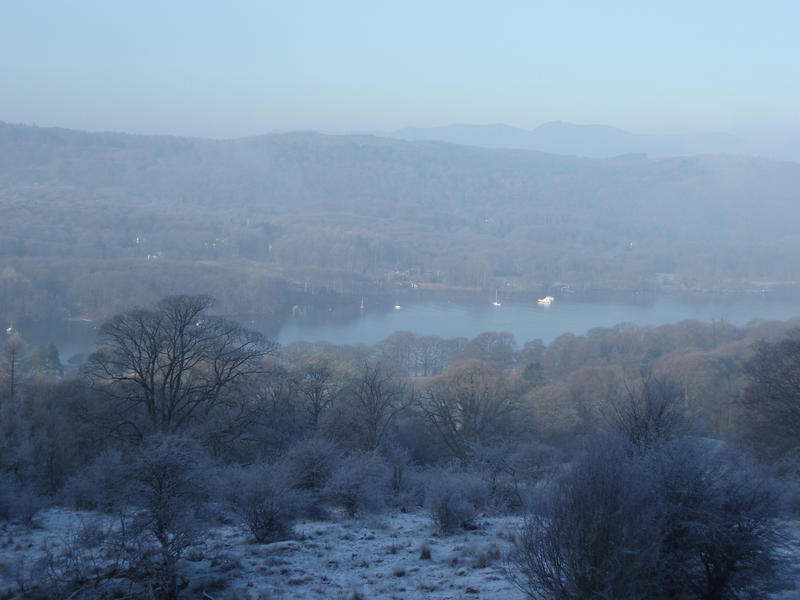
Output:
[{"xmin": 492, "ymin": 289, "xmax": 502, "ymax": 307}]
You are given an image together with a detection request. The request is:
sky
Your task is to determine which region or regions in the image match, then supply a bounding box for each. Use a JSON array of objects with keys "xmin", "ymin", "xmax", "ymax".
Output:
[{"xmin": 1, "ymin": 1, "xmax": 799, "ymax": 139}]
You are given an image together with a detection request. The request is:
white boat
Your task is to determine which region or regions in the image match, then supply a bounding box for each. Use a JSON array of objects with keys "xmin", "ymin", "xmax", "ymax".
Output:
[
  {"xmin": 492, "ymin": 289, "xmax": 502, "ymax": 307},
  {"xmin": 360, "ymin": 296, "xmax": 365, "ymax": 310},
  {"xmin": 537, "ymin": 295, "xmax": 554, "ymax": 305}
]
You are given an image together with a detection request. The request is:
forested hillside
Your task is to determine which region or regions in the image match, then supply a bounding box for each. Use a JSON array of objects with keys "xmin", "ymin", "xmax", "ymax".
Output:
[{"xmin": 2, "ymin": 122, "xmax": 800, "ymax": 324}]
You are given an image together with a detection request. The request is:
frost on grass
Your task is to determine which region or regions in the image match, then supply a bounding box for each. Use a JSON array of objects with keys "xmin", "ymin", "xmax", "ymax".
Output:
[
  {"xmin": 0, "ymin": 508, "xmax": 526, "ymax": 599},
  {"xmin": 2, "ymin": 505, "xmax": 800, "ymax": 599}
]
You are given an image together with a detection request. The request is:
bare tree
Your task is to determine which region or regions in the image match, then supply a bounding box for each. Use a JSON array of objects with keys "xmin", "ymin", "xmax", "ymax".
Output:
[
  {"xmin": 459, "ymin": 331, "xmax": 517, "ymax": 368},
  {"xmin": 377, "ymin": 331, "xmax": 416, "ymax": 375},
  {"xmin": 341, "ymin": 361, "xmax": 409, "ymax": 452},
  {"xmin": 741, "ymin": 329, "xmax": 800, "ymax": 460},
  {"xmin": 86, "ymin": 295, "xmax": 273, "ymax": 437},
  {"xmin": 609, "ymin": 377, "xmax": 687, "ymax": 451},
  {"xmin": 421, "ymin": 360, "xmax": 522, "ymax": 461},
  {"xmin": 246, "ymin": 359, "xmax": 304, "ymax": 455},
  {"xmin": 411, "ymin": 335, "xmax": 445, "ymax": 377},
  {"xmin": 297, "ymin": 356, "xmax": 341, "ymax": 428},
  {"xmin": 2, "ymin": 332, "xmax": 27, "ymax": 402}
]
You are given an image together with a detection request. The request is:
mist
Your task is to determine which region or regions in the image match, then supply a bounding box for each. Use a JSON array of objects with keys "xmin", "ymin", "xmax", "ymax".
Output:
[{"xmin": 2, "ymin": 2, "xmax": 800, "ymax": 599}]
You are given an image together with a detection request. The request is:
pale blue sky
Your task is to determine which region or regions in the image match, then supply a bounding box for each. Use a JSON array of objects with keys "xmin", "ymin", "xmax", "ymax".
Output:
[{"xmin": 1, "ymin": 1, "xmax": 798, "ymax": 138}]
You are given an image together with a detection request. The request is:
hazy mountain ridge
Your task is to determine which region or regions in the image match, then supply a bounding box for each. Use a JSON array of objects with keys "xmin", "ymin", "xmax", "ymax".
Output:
[
  {"xmin": 2, "ymin": 120, "xmax": 799, "ymax": 236},
  {"xmin": 390, "ymin": 121, "xmax": 798, "ymax": 162}
]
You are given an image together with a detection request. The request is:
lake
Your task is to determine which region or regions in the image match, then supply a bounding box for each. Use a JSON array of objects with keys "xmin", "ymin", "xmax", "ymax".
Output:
[
  {"xmin": 16, "ymin": 293, "xmax": 800, "ymax": 360},
  {"xmin": 277, "ymin": 293, "xmax": 800, "ymax": 347}
]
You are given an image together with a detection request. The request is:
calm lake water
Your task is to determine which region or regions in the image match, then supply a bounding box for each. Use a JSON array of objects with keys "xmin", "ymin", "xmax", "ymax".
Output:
[
  {"xmin": 277, "ymin": 294, "xmax": 800, "ymax": 347},
  {"xmin": 18, "ymin": 293, "xmax": 800, "ymax": 360}
]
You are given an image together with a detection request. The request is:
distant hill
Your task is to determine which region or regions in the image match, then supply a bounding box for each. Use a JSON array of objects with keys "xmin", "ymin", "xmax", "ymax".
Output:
[
  {"xmin": 390, "ymin": 121, "xmax": 796, "ymax": 161},
  {"xmin": 2, "ymin": 120, "xmax": 800, "ymax": 323}
]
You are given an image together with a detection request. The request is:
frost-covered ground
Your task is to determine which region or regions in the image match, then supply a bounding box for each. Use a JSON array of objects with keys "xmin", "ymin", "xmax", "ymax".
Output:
[
  {"xmin": 0, "ymin": 509, "xmax": 527, "ymax": 599},
  {"xmin": 3, "ymin": 509, "xmax": 800, "ymax": 599}
]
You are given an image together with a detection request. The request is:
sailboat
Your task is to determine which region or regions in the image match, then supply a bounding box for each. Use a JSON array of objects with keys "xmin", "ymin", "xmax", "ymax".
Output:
[
  {"xmin": 492, "ymin": 289, "xmax": 502, "ymax": 307},
  {"xmin": 360, "ymin": 296, "xmax": 365, "ymax": 310}
]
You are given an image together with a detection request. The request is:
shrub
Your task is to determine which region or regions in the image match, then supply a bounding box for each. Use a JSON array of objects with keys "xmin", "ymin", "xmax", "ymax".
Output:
[
  {"xmin": 508, "ymin": 436, "xmax": 788, "ymax": 600},
  {"xmin": 509, "ymin": 437, "xmax": 662, "ymax": 600},
  {"xmin": 610, "ymin": 377, "xmax": 688, "ymax": 451},
  {"xmin": 42, "ymin": 435, "xmax": 215, "ymax": 600},
  {"xmin": 122, "ymin": 434, "xmax": 213, "ymax": 599},
  {"xmin": 0, "ymin": 471, "xmax": 46, "ymax": 524},
  {"xmin": 424, "ymin": 470, "xmax": 488, "ymax": 534},
  {"xmin": 60, "ymin": 449, "xmax": 129, "ymax": 511},
  {"xmin": 283, "ymin": 434, "xmax": 341, "ymax": 517},
  {"xmin": 40, "ymin": 517, "xmax": 122, "ymax": 599},
  {"xmin": 324, "ymin": 451, "xmax": 390, "ymax": 517},
  {"xmin": 650, "ymin": 442, "xmax": 785, "ymax": 600},
  {"xmin": 283, "ymin": 434, "xmax": 340, "ymax": 491},
  {"xmin": 227, "ymin": 461, "xmax": 308, "ymax": 542},
  {"xmin": 464, "ymin": 541, "xmax": 501, "ymax": 568},
  {"xmin": 470, "ymin": 441, "xmax": 565, "ymax": 513},
  {"xmin": 382, "ymin": 441, "xmax": 412, "ymax": 495},
  {"xmin": 392, "ymin": 464, "xmax": 428, "ymax": 511}
]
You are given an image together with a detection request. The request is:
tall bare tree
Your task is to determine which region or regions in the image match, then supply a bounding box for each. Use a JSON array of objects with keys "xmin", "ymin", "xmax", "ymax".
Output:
[
  {"xmin": 344, "ymin": 361, "xmax": 408, "ymax": 452},
  {"xmin": 86, "ymin": 295, "xmax": 273, "ymax": 437},
  {"xmin": 297, "ymin": 356, "xmax": 341, "ymax": 429}
]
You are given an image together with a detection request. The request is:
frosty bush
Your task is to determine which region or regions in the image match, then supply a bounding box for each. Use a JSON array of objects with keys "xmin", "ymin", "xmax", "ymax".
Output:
[
  {"xmin": 60, "ymin": 449, "xmax": 129, "ymax": 511},
  {"xmin": 382, "ymin": 442, "xmax": 412, "ymax": 496},
  {"xmin": 283, "ymin": 434, "xmax": 340, "ymax": 491},
  {"xmin": 424, "ymin": 470, "xmax": 488, "ymax": 534},
  {"xmin": 120, "ymin": 434, "xmax": 213, "ymax": 599},
  {"xmin": 392, "ymin": 463, "xmax": 428, "ymax": 512},
  {"xmin": 283, "ymin": 434, "xmax": 340, "ymax": 516},
  {"xmin": 0, "ymin": 470, "xmax": 45, "ymax": 524},
  {"xmin": 39, "ymin": 435, "xmax": 214, "ymax": 600},
  {"xmin": 40, "ymin": 517, "xmax": 124, "ymax": 599},
  {"xmin": 228, "ymin": 461, "xmax": 308, "ymax": 542},
  {"xmin": 324, "ymin": 451, "xmax": 390, "ymax": 517},
  {"xmin": 0, "ymin": 398, "xmax": 49, "ymax": 522},
  {"xmin": 509, "ymin": 437, "xmax": 661, "ymax": 600},
  {"xmin": 509, "ymin": 435, "xmax": 788, "ymax": 600}
]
